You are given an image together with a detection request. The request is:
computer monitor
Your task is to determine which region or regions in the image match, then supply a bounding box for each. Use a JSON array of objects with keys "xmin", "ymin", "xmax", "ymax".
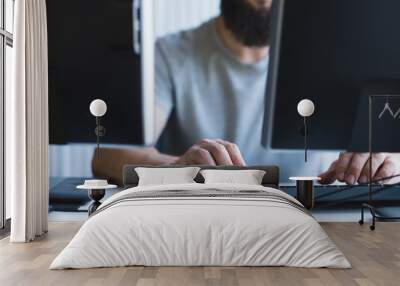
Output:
[{"xmin": 262, "ymin": 0, "xmax": 400, "ymax": 152}]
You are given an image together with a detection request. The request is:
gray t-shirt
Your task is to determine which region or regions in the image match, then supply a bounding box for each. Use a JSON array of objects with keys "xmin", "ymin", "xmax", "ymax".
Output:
[{"xmin": 155, "ymin": 18, "xmax": 337, "ymax": 182}]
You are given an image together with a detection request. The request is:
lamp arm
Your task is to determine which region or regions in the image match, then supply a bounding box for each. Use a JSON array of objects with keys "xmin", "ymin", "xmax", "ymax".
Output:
[
  {"xmin": 96, "ymin": 117, "xmax": 100, "ymax": 160},
  {"xmin": 304, "ymin": 116, "xmax": 308, "ymax": 162}
]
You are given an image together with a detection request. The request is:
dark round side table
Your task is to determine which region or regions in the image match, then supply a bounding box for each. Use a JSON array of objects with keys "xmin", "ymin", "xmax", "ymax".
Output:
[
  {"xmin": 77, "ymin": 181, "xmax": 117, "ymax": 216},
  {"xmin": 289, "ymin": 177, "xmax": 320, "ymax": 210}
]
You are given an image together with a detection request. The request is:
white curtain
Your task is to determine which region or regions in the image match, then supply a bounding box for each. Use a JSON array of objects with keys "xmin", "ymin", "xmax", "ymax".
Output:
[{"xmin": 7, "ymin": 0, "xmax": 49, "ymax": 242}]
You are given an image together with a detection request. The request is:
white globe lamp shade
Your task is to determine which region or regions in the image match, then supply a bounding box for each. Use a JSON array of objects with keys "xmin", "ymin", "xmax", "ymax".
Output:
[
  {"xmin": 297, "ymin": 99, "xmax": 315, "ymax": 117},
  {"xmin": 90, "ymin": 99, "xmax": 107, "ymax": 117}
]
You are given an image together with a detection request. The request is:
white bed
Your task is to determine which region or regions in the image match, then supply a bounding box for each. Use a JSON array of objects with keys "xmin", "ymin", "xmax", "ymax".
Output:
[{"xmin": 50, "ymin": 183, "xmax": 351, "ymax": 269}]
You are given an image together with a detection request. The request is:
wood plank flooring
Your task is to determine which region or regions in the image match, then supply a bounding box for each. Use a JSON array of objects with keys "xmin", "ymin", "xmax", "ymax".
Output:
[{"xmin": 0, "ymin": 222, "xmax": 399, "ymax": 286}]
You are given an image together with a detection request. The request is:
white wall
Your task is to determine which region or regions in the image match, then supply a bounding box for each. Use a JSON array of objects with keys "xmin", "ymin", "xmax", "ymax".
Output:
[{"xmin": 49, "ymin": 144, "xmax": 96, "ymax": 177}]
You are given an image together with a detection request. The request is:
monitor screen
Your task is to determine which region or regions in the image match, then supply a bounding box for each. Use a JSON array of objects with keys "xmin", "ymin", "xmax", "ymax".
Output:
[{"xmin": 263, "ymin": 0, "xmax": 400, "ymax": 152}]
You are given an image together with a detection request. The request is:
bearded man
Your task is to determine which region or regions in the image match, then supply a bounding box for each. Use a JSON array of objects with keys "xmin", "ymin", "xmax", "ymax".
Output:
[{"xmin": 93, "ymin": 0, "xmax": 400, "ymax": 185}]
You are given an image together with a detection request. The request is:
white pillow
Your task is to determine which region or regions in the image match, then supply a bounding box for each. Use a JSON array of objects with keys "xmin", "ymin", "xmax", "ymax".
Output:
[
  {"xmin": 200, "ymin": 169, "xmax": 266, "ymax": 185},
  {"xmin": 135, "ymin": 167, "xmax": 201, "ymax": 186}
]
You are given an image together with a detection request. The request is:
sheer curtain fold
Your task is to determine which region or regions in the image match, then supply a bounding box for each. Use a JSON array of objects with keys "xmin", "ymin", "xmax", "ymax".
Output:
[{"xmin": 8, "ymin": 0, "xmax": 49, "ymax": 242}]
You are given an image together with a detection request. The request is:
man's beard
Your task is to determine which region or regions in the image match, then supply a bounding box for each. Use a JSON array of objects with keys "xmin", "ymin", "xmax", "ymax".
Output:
[{"xmin": 220, "ymin": 0, "xmax": 272, "ymax": 47}]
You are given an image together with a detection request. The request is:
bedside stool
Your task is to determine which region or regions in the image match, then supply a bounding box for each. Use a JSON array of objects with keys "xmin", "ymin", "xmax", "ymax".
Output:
[
  {"xmin": 77, "ymin": 180, "xmax": 117, "ymax": 215},
  {"xmin": 289, "ymin": 177, "xmax": 320, "ymax": 210}
]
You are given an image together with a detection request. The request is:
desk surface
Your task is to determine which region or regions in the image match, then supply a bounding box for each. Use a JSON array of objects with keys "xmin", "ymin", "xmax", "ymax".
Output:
[
  {"xmin": 50, "ymin": 177, "xmax": 400, "ymax": 213},
  {"xmin": 281, "ymin": 184, "xmax": 400, "ymax": 209}
]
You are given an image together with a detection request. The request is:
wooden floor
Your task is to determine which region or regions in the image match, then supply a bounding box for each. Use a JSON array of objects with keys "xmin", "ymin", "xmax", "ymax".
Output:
[{"xmin": 0, "ymin": 222, "xmax": 399, "ymax": 286}]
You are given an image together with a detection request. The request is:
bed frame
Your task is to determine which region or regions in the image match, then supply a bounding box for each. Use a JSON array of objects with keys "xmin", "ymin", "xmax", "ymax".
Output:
[{"xmin": 122, "ymin": 165, "xmax": 280, "ymax": 189}]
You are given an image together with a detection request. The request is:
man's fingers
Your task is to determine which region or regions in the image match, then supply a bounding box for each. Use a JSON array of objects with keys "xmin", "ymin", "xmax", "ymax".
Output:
[
  {"xmin": 374, "ymin": 158, "xmax": 397, "ymax": 183},
  {"xmin": 318, "ymin": 170, "xmax": 336, "ymax": 185},
  {"xmin": 335, "ymin": 153, "xmax": 354, "ymax": 181},
  {"xmin": 198, "ymin": 139, "xmax": 233, "ymax": 165},
  {"xmin": 215, "ymin": 139, "xmax": 246, "ymax": 166},
  {"xmin": 318, "ymin": 160, "xmax": 337, "ymax": 184},
  {"xmin": 358, "ymin": 153, "xmax": 386, "ymax": 184},
  {"xmin": 186, "ymin": 146, "xmax": 216, "ymax": 165},
  {"xmin": 178, "ymin": 139, "xmax": 246, "ymax": 166},
  {"xmin": 344, "ymin": 153, "xmax": 369, "ymax": 185}
]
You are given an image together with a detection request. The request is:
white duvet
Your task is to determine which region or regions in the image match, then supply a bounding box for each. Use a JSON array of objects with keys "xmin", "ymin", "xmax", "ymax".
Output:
[{"xmin": 50, "ymin": 183, "xmax": 351, "ymax": 269}]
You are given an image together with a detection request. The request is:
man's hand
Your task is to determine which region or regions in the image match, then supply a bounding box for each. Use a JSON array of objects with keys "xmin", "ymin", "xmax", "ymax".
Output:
[
  {"xmin": 319, "ymin": 153, "xmax": 400, "ymax": 185},
  {"xmin": 174, "ymin": 139, "xmax": 246, "ymax": 166}
]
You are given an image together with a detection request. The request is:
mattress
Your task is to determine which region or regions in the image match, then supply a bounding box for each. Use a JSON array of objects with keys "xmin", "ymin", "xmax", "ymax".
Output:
[{"xmin": 50, "ymin": 183, "xmax": 351, "ymax": 269}]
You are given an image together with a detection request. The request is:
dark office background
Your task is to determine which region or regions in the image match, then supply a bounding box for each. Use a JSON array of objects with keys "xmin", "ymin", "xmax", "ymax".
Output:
[{"xmin": 46, "ymin": 0, "xmax": 143, "ymax": 145}]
